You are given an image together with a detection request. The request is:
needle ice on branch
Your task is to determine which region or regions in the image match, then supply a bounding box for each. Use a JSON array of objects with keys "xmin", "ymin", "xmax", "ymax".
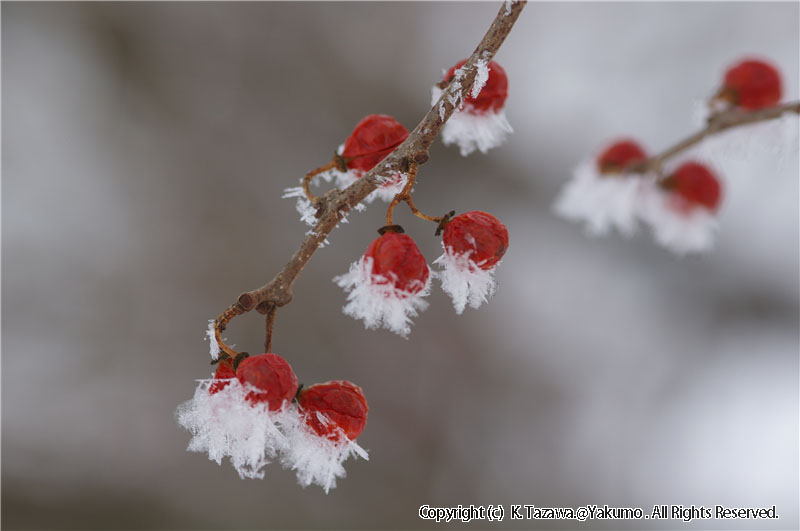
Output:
[
  {"xmin": 554, "ymin": 139, "xmax": 649, "ymax": 236},
  {"xmin": 435, "ymin": 211, "xmax": 509, "ymax": 314},
  {"xmin": 334, "ymin": 230, "xmax": 431, "ymax": 337},
  {"xmin": 281, "ymin": 381, "xmax": 369, "ymax": 493},
  {"xmin": 640, "ymin": 162, "xmax": 723, "ymax": 255},
  {"xmin": 433, "ymin": 58, "xmax": 512, "ymax": 156}
]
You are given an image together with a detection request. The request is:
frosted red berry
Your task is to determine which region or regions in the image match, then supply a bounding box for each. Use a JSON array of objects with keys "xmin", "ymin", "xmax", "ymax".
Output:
[
  {"xmin": 298, "ymin": 381, "xmax": 368, "ymax": 441},
  {"xmin": 236, "ymin": 353, "xmax": 299, "ymax": 411},
  {"xmin": 364, "ymin": 232, "xmax": 429, "ymax": 293},
  {"xmin": 341, "ymin": 114, "xmax": 409, "ymax": 173},
  {"xmin": 443, "ymin": 211, "xmax": 509, "ymax": 270},
  {"xmin": 665, "ymin": 162, "xmax": 722, "ymax": 212},
  {"xmin": 596, "ymin": 140, "xmax": 647, "ymax": 174},
  {"xmin": 444, "ymin": 59, "xmax": 508, "ymax": 113},
  {"xmin": 720, "ymin": 59, "xmax": 782, "ymax": 110},
  {"xmin": 209, "ymin": 358, "xmax": 236, "ymax": 395}
]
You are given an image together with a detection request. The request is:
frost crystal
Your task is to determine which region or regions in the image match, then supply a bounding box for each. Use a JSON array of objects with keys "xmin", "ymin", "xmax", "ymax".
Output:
[
  {"xmin": 176, "ymin": 379, "xmax": 368, "ymax": 491},
  {"xmin": 434, "ymin": 244, "xmax": 498, "ymax": 314},
  {"xmin": 282, "ymin": 186, "xmax": 318, "ymax": 226},
  {"xmin": 553, "ymin": 161, "xmax": 646, "ymax": 237},
  {"xmin": 206, "ymin": 320, "xmax": 220, "ymax": 361},
  {"xmin": 638, "ymin": 185, "xmax": 718, "ymax": 255},
  {"xmin": 175, "ymin": 379, "xmax": 289, "ymax": 479},
  {"xmin": 333, "ymin": 256, "xmax": 431, "ymax": 338},
  {"xmin": 471, "ymin": 58, "xmax": 490, "ymax": 99},
  {"xmin": 441, "ymin": 108, "xmax": 513, "ymax": 157},
  {"xmin": 698, "ymin": 113, "xmax": 799, "ymax": 168},
  {"xmin": 280, "ymin": 410, "xmax": 368, "ymax": 494}
]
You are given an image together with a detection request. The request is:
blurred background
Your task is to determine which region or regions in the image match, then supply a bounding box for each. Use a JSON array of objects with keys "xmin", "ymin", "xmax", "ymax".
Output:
[{"xmin": 3, "ymin": 2, "xmax": 798, "ymax": 529}]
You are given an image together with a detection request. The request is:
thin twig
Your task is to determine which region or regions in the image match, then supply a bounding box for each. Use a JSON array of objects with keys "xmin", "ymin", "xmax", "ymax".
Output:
[
  {"xmin": 264, "ymin": 304, "xmax": 277, "ymax": 353},
  {"xmin": 210, "ymin": 1, "xmax": 527, "ymax": 356},
  {"xmin": 301, "ymin": 161, "xmax": 336, "ymax": 205},
  {"xmin": 631, "ymin": 100, "xmax": 800, "ymax": 175}
]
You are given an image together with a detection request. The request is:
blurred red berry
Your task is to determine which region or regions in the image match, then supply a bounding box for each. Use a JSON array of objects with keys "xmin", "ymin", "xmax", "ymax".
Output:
[
  {"xmin": 341, "ymin": 114, "xmax": 409, "ymax": 173},
  {"xmin": 444, "ymin": 59, "xmax": 508, "ymax": 113},
  {"xmin": 665, "ymin": 162, "xmax": 722, "ymax": 212},
  {"xmin": 720, "ymin": 59, "xmax": 782, "ymax": 110},
  {"xmin": 209, "ymin": 358, "xmax": 236, "ymax": 395},
  {"xmin": 596, "ymin": 140, "xmax": 648, "ymax": 174},
  {"xmin": 364, "ymin": 232, "xmax": 429, "ymax": 293},
  {"xmin": 236, "ymin": 353, "xmax": 299, "ymax": 411},
  {"xmin": 298, "ymin": 381, "xmax": 368, "ymax": 441},
  {"xmin": 443, "ymin": 211, "xmax": 509, "ymax": 270}
]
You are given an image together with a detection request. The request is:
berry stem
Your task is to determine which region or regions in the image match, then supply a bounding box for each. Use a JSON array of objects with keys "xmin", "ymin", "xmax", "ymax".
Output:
[
  {"xmin": 208, "ymin": 0, "xmax": 527, "ymax": 357},
  {"xmin": 630, "ymin": 100, "xmax": 800, "ymax": 176},
  {"xmin": 385, "ymin": 161, "xmax": 418, "ymax": 225},
  {"xmin": 302, "ymin": 161, "xmax": 337, "ymax": 205}
]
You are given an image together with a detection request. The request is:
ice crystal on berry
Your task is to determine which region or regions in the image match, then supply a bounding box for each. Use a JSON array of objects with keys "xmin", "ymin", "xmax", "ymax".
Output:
[
  {"xmin": 334, "ymin": 233, "xmax": 431, "ymax": 337},
  {"xmin": 433, "ymin": 59, "xmax": 512, "ymax": 156}
]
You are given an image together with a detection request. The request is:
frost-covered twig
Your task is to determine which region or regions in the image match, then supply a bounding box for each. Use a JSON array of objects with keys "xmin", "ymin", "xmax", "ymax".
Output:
[{"xmin": 210, "ymin": 1, "xmax": 527, "ymax": 355}]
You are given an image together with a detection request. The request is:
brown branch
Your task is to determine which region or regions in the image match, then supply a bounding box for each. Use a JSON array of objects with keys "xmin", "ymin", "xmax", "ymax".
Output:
[
  {"xmin": 385, "ymin": 162, "xmax": 418, "ymax": 226},
  {"xmin": 210, "ymin": 1, "xmax": 527, "ymax": 356},
  {"xmin": 631, "ymin": 100, "xmax": 800, "ymax": 175},
  {"xmin": 301, "ymin": 161, "xmax": 336, "ymax": 205}
]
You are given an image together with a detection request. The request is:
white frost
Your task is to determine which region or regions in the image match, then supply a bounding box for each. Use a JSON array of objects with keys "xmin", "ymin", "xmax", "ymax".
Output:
[
  {"xmin": 638, "ymin": 185, "xmax": 719, "ymax": 255},
  {"xmin": 280, "ymin": 410, "xmax": 368, "ymax": 494},
  {"xmin": 698, "ymin": 112, "xmax": 799, "ymax": 168},
  {"xmin": 175, "ymin": 379, "xmax": 368, "ymax": 491},
  {"xmin": 333, "ymin": 256, "xmax": 431, "ymax": 338},
  {"xmin": 471, "ymin": 58, "xmax": 490, "ymax": 99},
  {"xmin": 433, "ymin": 244, "xmax": 499, "ymax": 314},
  {"xmin": 175, "ymin": 379, "xmax": 290, "ymax": 479},
  {"xmin": 441, "ymin": 107, "xmax": 513, "ymax": 157},
  {"xmin": 282, "ymin": 186, "xmax": 318, "ymax": 226},
  {"xmin": 206, "ymin": 319, "xmax": 220, "ymax": 361},
  {"xmin": 553, "ymin": 161, "xmax": 647, "ymax": 237}
]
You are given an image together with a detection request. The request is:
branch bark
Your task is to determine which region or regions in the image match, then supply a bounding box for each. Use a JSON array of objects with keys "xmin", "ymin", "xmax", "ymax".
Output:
[{"xmin": 212, "ymin": 1, "xmax": 527, "ymax": 356}]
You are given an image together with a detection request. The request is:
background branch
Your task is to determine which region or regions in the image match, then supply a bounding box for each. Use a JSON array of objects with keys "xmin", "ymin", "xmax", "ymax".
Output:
[
  {"xmin": 214, "ymin": 0, "xmax": 527, "ymax": 354},
  {"xmin": 632, "ymin": 100, "xmax": 800, "ymax": 175}
]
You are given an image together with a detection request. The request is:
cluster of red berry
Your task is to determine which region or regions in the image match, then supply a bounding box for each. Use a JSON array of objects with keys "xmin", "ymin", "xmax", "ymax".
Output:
[{"xmin": 210, "ymin": 353, "xmax": 368, "ymax": 443}]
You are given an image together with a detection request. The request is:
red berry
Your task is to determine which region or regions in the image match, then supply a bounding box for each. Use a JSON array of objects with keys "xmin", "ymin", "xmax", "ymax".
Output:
[
  {"xmin": 236, "ymin": 353, "xmax": 299, "ymax": 411},
  {"xmin": 596, "ymin": 140, "xmax": 647, "ymax": 174},
  {"xmin": 442, "ymin": 211, "xmax": 509, "ymax": 270},
  {"xmin": 364, "ymin": 232, "xmax": 429, "ymax": 293},
  {"xmin": 341, "ymin": 114, "xmax": 409, "ymax": 173},
  {"xmin": 297, "ymin": 381, "xmax": 368, "ymax": 441},
  {"xmin": 209, "ymin": 358, "xmax": 236, "ymax": 395},
  {"xmin": 665, "ymin": 162, "xmax": 722, "ymax": 212},
  {"xmin": 444, "ymin": 59, "xmax": 508, "ymax": 113},
  {"xmin": 721, "ymin": 59, "xmax": 782, "ymax": 110}
]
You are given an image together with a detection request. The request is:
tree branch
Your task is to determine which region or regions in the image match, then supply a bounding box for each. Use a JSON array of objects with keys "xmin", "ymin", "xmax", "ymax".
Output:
[
  {"xmin": 212, "ymin": 1, "xmax": 527, "ymax": 354},
  {"xmin": 632, "ymin": 100, "xmax": 800, "ymax": 175}
]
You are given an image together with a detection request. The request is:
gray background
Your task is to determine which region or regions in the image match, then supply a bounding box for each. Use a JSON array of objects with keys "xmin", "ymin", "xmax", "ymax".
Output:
[{"xmin": 3, "ymin": 2, "xmax": 798, "ymax": 530}]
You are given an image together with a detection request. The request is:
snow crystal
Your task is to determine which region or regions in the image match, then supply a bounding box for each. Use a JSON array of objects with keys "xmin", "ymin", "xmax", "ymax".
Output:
[
  {"xmin": 283, "ymin": 186, "xmax": 318, "ymax": 226},
  {"xmin": 553, "ymin": 161, "xmax": 647, "ymax": 237},
  {"xmin": 333, "ymin": 256, "xmax": 431, "ymax": 338},
  {"xmin": 335, "ymin": 170, "xmax": 407, "ymax": 203},
  {"xmin": 175, "ymin": 379, "xmax": 368, "ymax": 491},
  {"xmin": 280, "ymin": 409, "xmax": 368, "ymax": 494},
  {"xmin": 504, "ymin": 0, "xmax": 515, "ymax": 16},
  {"xmin": 206, "ymin": 320, "xmax": 220, "ymax": 361},
  {"xmin": 434, "ymin": 244, "xmax": 499, "ymax": 314},
  {"xmin": 440, "ymin": 107, "xmax": 512, "ymax": 157},
  {"xmin": 175, "ymin": 379, "xmax": 290, "ymax": 479},
  {"xmin": 638, "ymin": 185, "xmax": 719, "ymax": 255},
  {"xmin": 471, "ymin": 58, "xmax": 490, "ymax": 99}
]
